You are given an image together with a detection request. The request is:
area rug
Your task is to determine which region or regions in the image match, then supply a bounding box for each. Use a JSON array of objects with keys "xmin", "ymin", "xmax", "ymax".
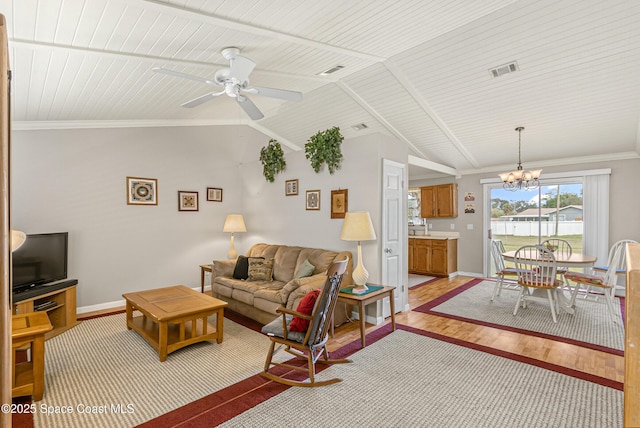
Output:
[
  {"xmin": 31, "ymin": 312, "xmax": 273, "ymax": 428},
  {"xmin": 414, "ymin": 278, "xmax": 625, "ymax": 355},
  {"xmin": 217, "ymin": 328, "xmax": 622, "ymax": 428}
]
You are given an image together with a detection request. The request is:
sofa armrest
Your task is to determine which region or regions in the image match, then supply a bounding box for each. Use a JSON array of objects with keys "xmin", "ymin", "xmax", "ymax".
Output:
[
  {"xmin": 284, "ymin": 274, "xmax": 327, "ymax": 309},
  {"xmin": 212, "ymin": 259, "xmax": 236, "ymax": 280}
]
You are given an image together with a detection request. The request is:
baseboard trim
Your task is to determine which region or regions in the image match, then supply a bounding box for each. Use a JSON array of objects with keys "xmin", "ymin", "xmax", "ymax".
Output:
[{"xmin": 77, "ymin": 285, "xmax": 208, "ymax": 314}]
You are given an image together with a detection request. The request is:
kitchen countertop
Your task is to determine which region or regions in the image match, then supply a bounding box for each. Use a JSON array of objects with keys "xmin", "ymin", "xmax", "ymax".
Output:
[{"xmin": 408, "ymin": 231, "xmax": 459, "ymax": 240}]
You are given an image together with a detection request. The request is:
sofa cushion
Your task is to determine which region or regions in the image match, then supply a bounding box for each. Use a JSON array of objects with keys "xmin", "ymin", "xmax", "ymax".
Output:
[
  {"xmin": 295, "ymin": 258, "xmax": 315, "ymax": 278},
  {"xmin": 254, "ymin": 286, "xmax": 287, "ymax": 305},
  {"xmin": 248, "ymin": 258, "xmax": 274, "ymax": 281},
  {"xmin": 272, "ymin": 246, "xmax": 303, "ymax": 282},
  {"xmin": 212, "ymin": 259, "xmax": 236, "ymax": 279},
  {"xmin": 247, "ymin": 244, "xmax": 279, "ymax": 260},
  {"xmin": 290, "ymin": 289, "xmax": 320, "ymax": 332},
  {"xmin": 253, "ymin": 297, "xmax": 282, "ymax": 315},
  {"xmin": 296, "ymin": 248, "xmax": 338, "ymax": 276},
  {"xmin": 211, "ymin": 281, "xmax": 233, "ymax": 298},
  {"xmin": 231, "ymin": 288, "xmax": 255, "ymax": 306},
  {"xmin": 232, "ymin": 278, "xmax": 284, "ymax": 295}
]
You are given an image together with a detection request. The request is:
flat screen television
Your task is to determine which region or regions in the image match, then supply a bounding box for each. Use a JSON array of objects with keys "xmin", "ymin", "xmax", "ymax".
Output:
[{"xmin": 12, "ymin": 232, "xmax": 68, "ymax": 293}]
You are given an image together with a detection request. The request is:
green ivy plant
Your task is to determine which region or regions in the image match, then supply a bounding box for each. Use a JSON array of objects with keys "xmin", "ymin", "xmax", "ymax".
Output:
[
  {"xmin": 259, "ymin": 139, "xmax": 286, "ymax": 183},
  {"xmin": 305, "ymin": 126, "xmax": 344, "ymax": 174}
]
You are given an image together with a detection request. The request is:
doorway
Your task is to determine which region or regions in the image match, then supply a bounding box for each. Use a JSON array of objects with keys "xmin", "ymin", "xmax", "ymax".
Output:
[{"xmin": 381, "ymin": 159, "xmax": 407, "ymax": 313}]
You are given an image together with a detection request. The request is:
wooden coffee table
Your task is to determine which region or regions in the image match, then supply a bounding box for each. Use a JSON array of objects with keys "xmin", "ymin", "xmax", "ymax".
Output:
[{"xmin": 122, "ymin": 285, "xmax": 228, "ymax": 362}]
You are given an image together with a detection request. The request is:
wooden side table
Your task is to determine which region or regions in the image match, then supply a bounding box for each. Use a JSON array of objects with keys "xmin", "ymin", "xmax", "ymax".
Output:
[
  {"xmin": 12, "ymin": 311, "xmax": 53, "ymax": 401},
  {"xmin": 200, "ymin": 264, "xmax": 212, "ymax": 293},
  {"xmin": 337, "ymin": 285, "xmax": 396, "ymax": 348}
]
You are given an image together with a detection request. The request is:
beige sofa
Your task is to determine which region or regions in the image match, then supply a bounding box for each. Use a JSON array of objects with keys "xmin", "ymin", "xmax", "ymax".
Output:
[{"xmin": 211, "ymin": 243, "xmax": 353, "ymax": 326}]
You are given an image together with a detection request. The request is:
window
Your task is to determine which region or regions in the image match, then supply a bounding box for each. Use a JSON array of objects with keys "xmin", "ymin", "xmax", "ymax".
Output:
[{"xmin": 482, "ymin": 169, "xmax": 610, "ymax": 278}]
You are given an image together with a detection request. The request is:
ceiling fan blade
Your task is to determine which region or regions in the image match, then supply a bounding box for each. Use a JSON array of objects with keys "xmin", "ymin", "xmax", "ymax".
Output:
[
  {"xmin": 244, "ymin": 86, "xmax": 302, "ymax": 101},
  {"xmin": 229, "ymin": 55, "xmax": 256, "ymax": 83},
  {"xmin": 153, "ymin": 67, "xmax": 216, "ymax": 85},
  {"xmin": 236, "ymin": 96, "xmax": 264, "ymax": 120},
  {"xmin": 181, "ymin": 91, "xmax": 225, "ymax": 108}
]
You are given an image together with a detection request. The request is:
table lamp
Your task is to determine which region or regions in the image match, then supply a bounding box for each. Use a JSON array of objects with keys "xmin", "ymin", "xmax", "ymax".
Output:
[
  {"xmin": 223, "ymin": 214, "xmax": 246, "ymax": 259},
  {"xmin": 11, "ymin": 230, "xmax": 26, "ymax": 252},
  {"xmin": 340, "ymin": 211, "xmax": 376, "ymax": 292}
]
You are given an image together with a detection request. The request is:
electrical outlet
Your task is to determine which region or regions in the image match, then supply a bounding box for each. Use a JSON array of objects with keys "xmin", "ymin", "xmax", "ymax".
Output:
[
  {"xmin": 450, "ymin": 224, "xmax": 455, "ymax": 230},
  {"xmin": 428, "ymin": 224, "xmax": 433, "ymax": 230},
  {"xmin": 467, "ymin": 224, "xmax": 474, "ymax": 230}
]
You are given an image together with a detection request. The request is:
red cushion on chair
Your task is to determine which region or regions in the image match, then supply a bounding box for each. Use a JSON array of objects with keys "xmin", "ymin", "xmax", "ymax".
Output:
[
  {"xmin": 289, "ymin": 289, "xmax": 320, "ymax": 332},
  {"xmin": 564, "ymin": 271, "xmax": 604, "ymax": 286}
]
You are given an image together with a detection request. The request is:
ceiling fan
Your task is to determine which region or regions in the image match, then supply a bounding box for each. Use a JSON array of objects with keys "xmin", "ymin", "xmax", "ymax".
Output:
[{"xmin": 152, "ymin": 47, "xmax": 302, "ymax": 120}]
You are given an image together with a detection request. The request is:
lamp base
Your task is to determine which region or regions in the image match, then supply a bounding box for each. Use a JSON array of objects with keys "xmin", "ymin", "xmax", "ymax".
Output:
[
  {"xmin": 351, "ymin": 284, "xmax": 369, "ymax": 294},
  {"xmin": 227, "ymin": 233, "xmax": 238, "ymax": 260}
]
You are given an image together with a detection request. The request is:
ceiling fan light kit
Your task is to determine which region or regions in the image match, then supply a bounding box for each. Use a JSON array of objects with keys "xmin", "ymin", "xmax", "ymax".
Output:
[
  {"xmin": 152, "ymin": 47, "xmax": 302, "ymax": 120},
  {"xmin": 499, "ymin": 126, "xmax": 542, "ymax": 191}
]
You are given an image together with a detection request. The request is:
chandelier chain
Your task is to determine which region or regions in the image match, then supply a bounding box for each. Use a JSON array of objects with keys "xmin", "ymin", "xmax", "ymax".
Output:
[{"xmin": 499, "ymin": 126, "xmax": 542, "ymax": 191}]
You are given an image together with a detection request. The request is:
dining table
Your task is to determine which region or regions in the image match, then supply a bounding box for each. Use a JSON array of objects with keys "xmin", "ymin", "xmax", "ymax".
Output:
[{"xmin": 502, "ymin": 250, "xmax": 598, "ymax": 315}]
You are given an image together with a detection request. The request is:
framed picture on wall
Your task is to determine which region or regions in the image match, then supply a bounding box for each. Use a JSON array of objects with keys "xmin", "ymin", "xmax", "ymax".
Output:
[
  {"xmin": 306, "ymin": 190, "xmax": 320, "ymax": 210},
  {"xmin": 285, "ymin": 179, "xmax": 299, "ymax": 196},
  {"xmin": 207, "ymin": 187, "xmax": 223, "ymax": 202},
  {"xmin": 126, "ymin": 177, "xmax": 158, "ymax": 205},
  {"xmin": 178, "ymin": 191, "xmax": 199, "ymax": 211},
  {"xmin": 330, "ymin": 189, "xmax": 348, "ymax": 219}
]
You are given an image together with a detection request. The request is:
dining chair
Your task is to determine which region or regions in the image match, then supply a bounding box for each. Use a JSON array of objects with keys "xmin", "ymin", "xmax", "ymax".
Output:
[
  {"xmin": 541, "ymin": 238, "xmax": 572, "ymax": 282},
  {"xmin": 490, "ymin": 240, "xmax": 519, "ymax": 301},
  {"xmin": 513, "ymin": 245, "xmax": 564, "ymax": 323},
  {"xmin": 591, "ymin": 239, "xmax": 638, "ymax": 296},
  {"xmin": 564, "ymin": 242, "xmax": 626, "ymax": 322}
]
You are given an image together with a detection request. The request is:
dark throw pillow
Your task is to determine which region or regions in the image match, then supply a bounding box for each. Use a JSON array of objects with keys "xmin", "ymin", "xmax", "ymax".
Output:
[
  {"xmin": 289, "ymin": 289, "xmax": 320, "ymax": 332},
  {"xmin": 232, "ymin": 256, "xmax": 250, "ymax": 280}
]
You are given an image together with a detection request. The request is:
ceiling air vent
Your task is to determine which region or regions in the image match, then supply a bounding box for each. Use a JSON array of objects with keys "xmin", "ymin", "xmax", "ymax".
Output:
[
  {"xmin": 351, "ymin": 123, "xmax": 368, "ymax": 131},
  {"xmin": 316, "ymin": 65, "xmax": 345, "ymax": 76},
  {"xmin": 489, "ymin": 61, "xmax": 519, "ymax": 78}
]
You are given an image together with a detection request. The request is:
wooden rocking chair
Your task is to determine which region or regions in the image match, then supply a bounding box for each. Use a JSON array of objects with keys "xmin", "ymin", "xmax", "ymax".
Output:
[{"xmin": 261, "ymin": 258, "xmax": 349, "ymax": 387}]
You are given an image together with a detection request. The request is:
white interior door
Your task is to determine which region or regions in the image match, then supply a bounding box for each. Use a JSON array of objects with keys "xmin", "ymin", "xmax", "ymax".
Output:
[{"xmin": 382, "ymin": 159, "xmax": 406, "ymax": 314}]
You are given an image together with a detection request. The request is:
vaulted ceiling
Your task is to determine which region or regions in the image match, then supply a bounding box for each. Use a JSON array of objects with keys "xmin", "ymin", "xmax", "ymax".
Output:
[{"xmin": 3, "ymin": 0, "xmax": 640, "ymax": 179}]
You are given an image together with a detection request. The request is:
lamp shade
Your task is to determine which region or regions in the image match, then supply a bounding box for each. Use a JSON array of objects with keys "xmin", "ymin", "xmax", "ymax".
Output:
[
  {"xmin": 11, "ymin": 230, "xmax": 26, "ymax": 252},
  {"xmin": 223, "ymin": 214, "xmax": 247, "ymax": 233},
  {"xmin": 340, "ymin": 211, "xmax": 376, "ymax": 242}
]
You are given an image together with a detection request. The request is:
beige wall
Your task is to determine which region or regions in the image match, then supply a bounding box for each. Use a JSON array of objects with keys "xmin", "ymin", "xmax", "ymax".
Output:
[{"xmin": 11, "ymin": 126, "xmax": 407, "ymax": 310}]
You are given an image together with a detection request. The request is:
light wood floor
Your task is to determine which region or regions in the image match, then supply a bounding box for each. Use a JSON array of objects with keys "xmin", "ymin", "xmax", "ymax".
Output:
[
  {"xmin": 328, "ymin": 275, "xmax": 625, "ymax": 383},
  {"xmin": 80, "ymin": 276, "xmax": 624, "ymax": 383}
]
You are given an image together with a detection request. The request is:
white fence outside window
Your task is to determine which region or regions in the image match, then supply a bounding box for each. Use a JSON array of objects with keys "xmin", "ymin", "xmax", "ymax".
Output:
[{"xmin": 491, "ymin": 220, "xmax": 583, "ymax": 237}]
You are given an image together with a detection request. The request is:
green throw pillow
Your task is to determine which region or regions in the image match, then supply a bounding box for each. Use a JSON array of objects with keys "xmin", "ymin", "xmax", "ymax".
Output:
[{"xmin": 295, "ymin": 258, "xmax": 315, "ymax": 278}]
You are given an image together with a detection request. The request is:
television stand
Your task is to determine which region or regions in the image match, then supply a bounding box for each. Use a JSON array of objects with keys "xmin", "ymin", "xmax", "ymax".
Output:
[{"xmin": 12, "ymin": 280, "xmax": 79, "ymax": 340}]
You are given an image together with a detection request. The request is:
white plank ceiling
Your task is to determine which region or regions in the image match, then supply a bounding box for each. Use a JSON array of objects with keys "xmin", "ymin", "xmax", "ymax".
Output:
[{"xmin": 2, "ymin": 0, "xmax": 640, "ymax": 177}]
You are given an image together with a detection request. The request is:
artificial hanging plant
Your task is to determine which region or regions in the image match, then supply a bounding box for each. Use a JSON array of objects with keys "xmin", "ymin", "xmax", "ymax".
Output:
[
  {"xmin": 260, "ymin": 138, "xmax": 286, "ymax": 183},
  {"xmin": 304, "ymin": 126, "xmax": 344, "ymax": 174}
]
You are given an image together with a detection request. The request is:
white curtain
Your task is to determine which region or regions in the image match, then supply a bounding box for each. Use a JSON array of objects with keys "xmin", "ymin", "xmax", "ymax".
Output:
[{"xmin": 583, "ymin": 173, "xmax": 610, "ymax": 269}]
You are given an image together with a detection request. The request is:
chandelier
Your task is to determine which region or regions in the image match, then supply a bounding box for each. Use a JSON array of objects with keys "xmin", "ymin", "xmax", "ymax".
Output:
[{"xmin": 499, "ymin": 126, "xmax": 542, "ymax": 191}]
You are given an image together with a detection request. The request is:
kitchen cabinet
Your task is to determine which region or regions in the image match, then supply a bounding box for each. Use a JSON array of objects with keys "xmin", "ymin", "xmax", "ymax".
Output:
[
  {"xmin": 408, "ymin": 238, "xmax": 458, "ymax": 276},
  {"xmin": 420, "ymin": 184, "xmax": 458, "ymax": 218}
]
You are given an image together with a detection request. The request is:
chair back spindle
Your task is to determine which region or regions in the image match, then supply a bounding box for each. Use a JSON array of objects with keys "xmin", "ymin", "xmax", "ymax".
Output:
[{"xmin": 306, "ymin": 260, "xmax": 347, "ymax": 347}]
